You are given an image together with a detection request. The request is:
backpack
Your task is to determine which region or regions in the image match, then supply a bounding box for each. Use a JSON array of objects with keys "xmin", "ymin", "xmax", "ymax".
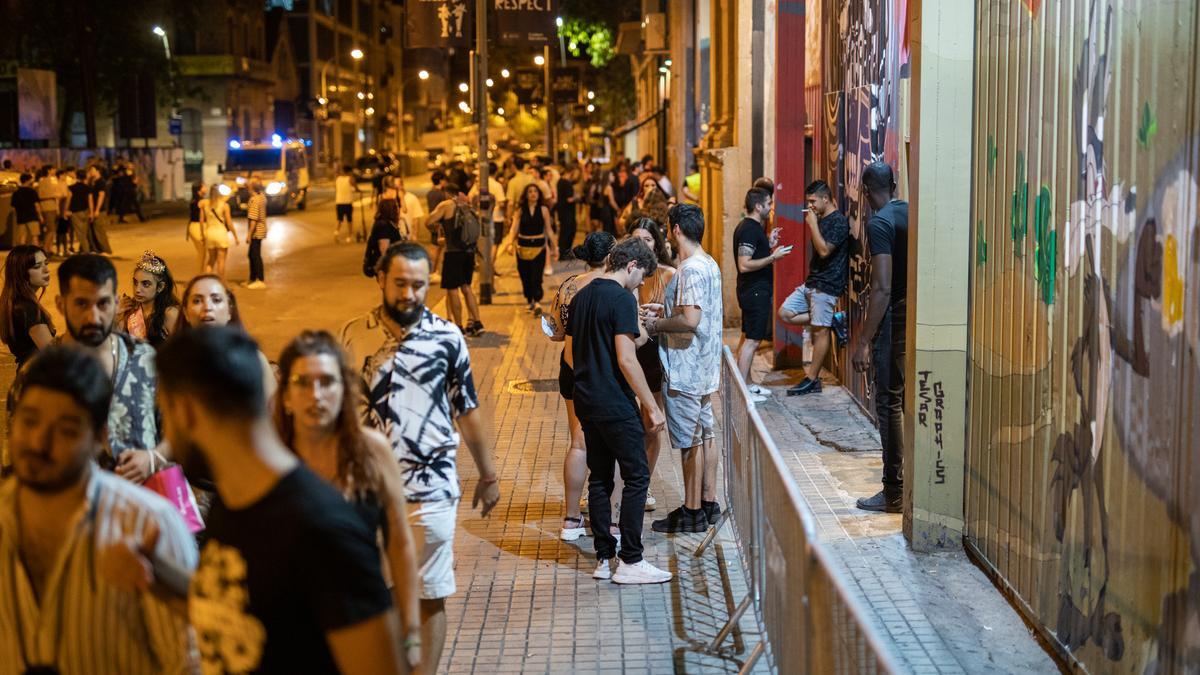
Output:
[{"xmin": 445, "ymin": 203, "xmax": 481, "ymax": 251}]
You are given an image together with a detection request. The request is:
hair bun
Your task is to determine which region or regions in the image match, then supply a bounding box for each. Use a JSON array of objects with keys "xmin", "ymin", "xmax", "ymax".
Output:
[{"xmin": 571, "ymin": 231, "xmax": 616, "ymax": 264}]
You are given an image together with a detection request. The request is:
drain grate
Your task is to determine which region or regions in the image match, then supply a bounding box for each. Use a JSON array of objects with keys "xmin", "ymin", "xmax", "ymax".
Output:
[{"xmin": 505, "ymin": 378, "xmax": 560, "ymax": 394}]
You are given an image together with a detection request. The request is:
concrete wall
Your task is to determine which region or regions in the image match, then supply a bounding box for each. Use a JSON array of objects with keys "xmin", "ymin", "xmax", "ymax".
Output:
[{"xmin": 966, "ymin": 1, "xmax": 1199, "ymax": 671}]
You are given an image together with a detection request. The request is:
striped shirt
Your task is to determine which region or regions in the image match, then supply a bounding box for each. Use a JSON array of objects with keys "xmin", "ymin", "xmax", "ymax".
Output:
[
  {"xmin": 247, "ymin": 193, "xmax": 267, "ymax": 238},
  {"xmin": 0, "ymin": 467, "xmax": 199, "ymax": 674}
]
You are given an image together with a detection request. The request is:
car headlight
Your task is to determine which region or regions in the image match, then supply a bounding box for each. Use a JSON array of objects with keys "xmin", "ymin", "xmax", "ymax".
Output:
[
  {"xmin": 217, "ymin": 184, "xmax": 232, "ymax": 197},
  {"xmin": 235, "ymin": 176, "xmax": 246, "ymax": 186},
  {"xmin": 265, "ymin": 181, "xmax": 286, "ymax": 196}
]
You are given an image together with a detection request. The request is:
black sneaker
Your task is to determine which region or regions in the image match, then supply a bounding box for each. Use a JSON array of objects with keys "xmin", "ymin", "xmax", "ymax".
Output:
[
  {"xmin": 856, "ymin": 490, "xmax": 901, "ymax": 513},
  {"xmin": 465, "ymin": 320, "xmax": 485, "ymax": 337},
  {"xmin": 702, "ymin": 500, "xmax": 722, "ymax": 523},
  {"xmin": 651, "ymin": 506, "xmax": 708, "ymax": 533},
  {"xmin": 831, "ymin": 311, "xmax": 849, "ymax": 347},
  {"xmin": 786, "ymin": 378, "xmax": 823, "ymax": 396}
]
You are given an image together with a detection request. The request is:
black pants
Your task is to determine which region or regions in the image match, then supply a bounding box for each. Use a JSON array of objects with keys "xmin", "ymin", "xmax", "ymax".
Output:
[
  {"xmin": 873, "ymin": 300, "xmax": 906, "ymax": 496},
  {"xmin": 582, "ymin": 415, "xmax": 649, "ymax": 563},
  {"xmin": 248, "ymin": 238, "xmax": 265, "ymax": 282},
  {"xmin": 516, "ymin": 249, "xmax": 546, "ymax": 303},
  {"xmin": 558, "ymin": 215, "xmax": 577, "ymax": 258}
]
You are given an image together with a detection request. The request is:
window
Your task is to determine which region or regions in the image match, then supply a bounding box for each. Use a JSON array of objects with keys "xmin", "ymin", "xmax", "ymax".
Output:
[
  {"xmin": 358, "ymin": 1, "xmax": 372, "ymax": 32},
  {"xmin": 317, "ymin": 24, "xmax": 334, "ymax": 61},
  {"xmin": 338, "ymin": 0, "xmax": 353, "ymax": 28}
]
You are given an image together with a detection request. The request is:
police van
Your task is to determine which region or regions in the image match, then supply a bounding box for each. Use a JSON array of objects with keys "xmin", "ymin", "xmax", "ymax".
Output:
[{"xmin": 219, "ymin": 136, "xmax": 310, "ymax": 214}]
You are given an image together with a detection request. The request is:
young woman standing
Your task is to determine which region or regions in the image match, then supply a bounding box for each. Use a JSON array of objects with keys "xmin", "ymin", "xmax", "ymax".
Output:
[
  {"xmin": 204, "ymin": 184, "xmax": 239, "ymax": 281},
  {"xmin": 0, "ymin": 245, "xmax": 55, "ymax": 366},
  {"xmin": 500, "ymin": 182, "xmax": 557, "ymax": 315},
  {"xmin": 117, "ymin": 251, "xmax": 181, "ymax": 348},
  {"xmin": 175, "ymin": 274, "xmax": 275, "ymax": 402},
  {"xmin": 187, "ymin": 183, "xmax": 209, "ymax": 272},
  {"xmin": 274, "ymin": 330, "xmax": 423, "ymax": 671}
]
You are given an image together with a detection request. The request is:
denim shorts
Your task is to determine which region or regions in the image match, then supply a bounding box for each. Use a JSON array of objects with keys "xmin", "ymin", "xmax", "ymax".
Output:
[{"xmin": 781, "ymin": 284, "xmax": 838, "ymax": 327}]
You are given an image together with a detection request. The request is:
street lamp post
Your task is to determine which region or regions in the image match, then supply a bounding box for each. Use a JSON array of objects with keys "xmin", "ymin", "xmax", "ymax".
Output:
[
  {"xmin": 351, "ymin": 48, "xmax": 364, "ymax": 156},
  {"xmin": 152, "ymin": 26, "xmax": 178, "ymax": 148},
  {"xmin": 396, "ymin": 69, "xmax": 429, "ymax": 155}
]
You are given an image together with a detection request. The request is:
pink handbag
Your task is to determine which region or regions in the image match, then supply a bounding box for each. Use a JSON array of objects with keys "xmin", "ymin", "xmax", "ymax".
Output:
[{"xmin": 144, "ymin": 464, "xmax": 205, "ymax": 533}]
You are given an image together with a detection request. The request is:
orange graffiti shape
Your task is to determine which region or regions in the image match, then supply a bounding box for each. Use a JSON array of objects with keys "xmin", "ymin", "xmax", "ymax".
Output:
[{"xmin": 1022, "ymin": 0, "xmax": 1042, "ymax": 16}]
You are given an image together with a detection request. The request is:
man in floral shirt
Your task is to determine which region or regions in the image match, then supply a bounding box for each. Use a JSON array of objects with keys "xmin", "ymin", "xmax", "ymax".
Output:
[{"xmin": 341, "ymin": 241, "xmax": 501, "ymax": 675}]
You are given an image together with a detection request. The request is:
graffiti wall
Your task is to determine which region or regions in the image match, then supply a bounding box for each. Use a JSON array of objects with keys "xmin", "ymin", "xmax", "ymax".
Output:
[
  {"xmin": 966, "ymin": 1, "xmax": 1199, "ymax": 672},
  {"xmin": 813, "ymin": 0, "xmax": 908, "ymax": 415}
]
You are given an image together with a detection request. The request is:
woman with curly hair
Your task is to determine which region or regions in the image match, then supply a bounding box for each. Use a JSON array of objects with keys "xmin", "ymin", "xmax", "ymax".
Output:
[
  {"xmin": 0, "ymin": 245, "xmax": 55, "ymax": 366},
  {"xmin": 117, "ymin": 251, "xmax": 180, "ymax": 348},
  {"xmin": 274, "ymin": 330, "xmax": 423, "ymax": 671}
]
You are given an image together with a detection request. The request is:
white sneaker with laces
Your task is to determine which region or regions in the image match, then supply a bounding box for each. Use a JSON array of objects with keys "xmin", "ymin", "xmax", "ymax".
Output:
[
  {"xmin": 560, "ymin": 517, "xmax": 586, "ymax": 542},
  {"xmin": 612, "ymin": 559, "xmax": 673, "ymax": 584},
  {"xmin": 593, "ymin": 558, "xmax": 614, "ymax": 580},
  {"xmin": 644, "ymin": 491, "xmax": 657, "ymax": 511}
]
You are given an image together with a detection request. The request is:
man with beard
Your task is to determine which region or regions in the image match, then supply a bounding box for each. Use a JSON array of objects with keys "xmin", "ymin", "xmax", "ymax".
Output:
[
  {"xmin": 340, "ymin": 242, "xmax": 502, "ymax": 675},
  {"xmin": 156, "ymin": 326, "xmax": 407, "ymax": 674},
  {"xmin": 6, "ymin": 254, "xmax": 160, "ymax": 482},
  {"xmin": 0, "ymin": 346, "xmax": 197, "ymax": 673}
]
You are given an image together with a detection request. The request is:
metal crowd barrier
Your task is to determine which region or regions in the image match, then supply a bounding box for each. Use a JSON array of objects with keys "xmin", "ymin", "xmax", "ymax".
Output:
[{"xmin": 694, "ymin": 347, "xmax": 900, "ymax": 674}]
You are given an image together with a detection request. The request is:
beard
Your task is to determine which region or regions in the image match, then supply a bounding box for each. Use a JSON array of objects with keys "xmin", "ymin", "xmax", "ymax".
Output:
[
  {"xmin": 16, "ymin": 451, "xmax": 91, "ymax": 494},
  {"xmin": 68, "ymin": 318, "xmax": 113, "ymax": 348},
  {"xmin": 383, "ymin": 299, "xmax": 424, "ymax": 328}
]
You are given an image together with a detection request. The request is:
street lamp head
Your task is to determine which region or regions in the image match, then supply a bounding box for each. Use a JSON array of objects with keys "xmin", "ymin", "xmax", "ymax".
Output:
[
  {"xmin": 587, "ymin": 90, "xmax": 595, "ymax": 100},
  {"xmin": 534, "ymin": 54, "xmax": 545, "ymax": 66},
  {"xmin": 418, "ymin": 70, "xmax": 430, "ymax": 80},
  {"xmin": 485, "ymin": 78, "xmax": 494, "ymax": 88},
  {"xmin": 458, "ymin": 101, "xmax": 471, "ymax": 114},
  {"xmin": 357, "ymin": 91, "xmax": 366, "ymax": 100},
  {"xmin": 365, "ymin": 107, "xmax": 375, "ymax": 116},
  {"xmin": 587, "ymin": 104, "xmax": 595, "ymax": 113},
  {"xmin": 317, "ymin": 97, "xmax": 328, "ymax": 105},
  {"xmin": 152, "ymin": 25, "xmax": 166, "ymax": 37},
  {"xmin": 458, "ymin": 82, "xmax": 469, "ymax": 93},
  {"xmin": 350, "ymin": 48, "xmax": 364, "ymax": 60},
  {"xmin": 555, "ymin": 16, "xmax": 563, "ymax": 28},
  {"xmin": 497, "ymin": 107, "xmax": 505, "ymax": 116},
  {"xmin": 500, "ymin": 68, "xmax": 511, "ymax": 79}
]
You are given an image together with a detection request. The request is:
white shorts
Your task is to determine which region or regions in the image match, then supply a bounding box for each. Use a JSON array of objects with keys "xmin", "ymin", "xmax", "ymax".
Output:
[
  {"xmin": 663, "ymin": 388, "xmax": 716, "ymax": 450},
  {"xmin": 407, "ymin": 498, "xmax": 459, "ymax": 599}
]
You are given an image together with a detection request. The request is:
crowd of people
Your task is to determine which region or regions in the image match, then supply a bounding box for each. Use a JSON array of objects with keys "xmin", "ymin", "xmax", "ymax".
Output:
[{"xmin": 0, "ymin": 145, "xmax": 910, "ymax": 672}]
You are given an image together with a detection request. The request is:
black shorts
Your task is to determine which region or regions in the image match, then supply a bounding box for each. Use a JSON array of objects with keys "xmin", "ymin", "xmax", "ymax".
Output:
[
  {"xmin": 336, "ymin": 204, "xmax": 353, "ymax": 222},
  {"xmin": 559, "ymin": 354, "xmax": 574, "ymax": 400},
  {"xmin": 441, "ymin": 250, "xmax": 476, "ymax": 290},
  {"xmin": 636, "ymin": 338, "xmax": 663, "ymax": 393},
  {"xmin": 738, "ymin": 287, "xmax": 773, "ymax": 341}
]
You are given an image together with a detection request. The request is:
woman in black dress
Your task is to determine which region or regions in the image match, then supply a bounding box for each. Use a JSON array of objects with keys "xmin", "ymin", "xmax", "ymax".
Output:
[
  {"xmin": 500, "ymin": 182, "xmax": 557, "ymax": 315},
  {"xmin": 0, "ymin": 245, "xmax": 55, "ymax": 366}
]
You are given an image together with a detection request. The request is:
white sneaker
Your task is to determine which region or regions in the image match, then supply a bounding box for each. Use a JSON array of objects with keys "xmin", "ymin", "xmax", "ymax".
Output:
[
  {"xmin": 612, "ymin": 559, "xmax": 673, "ymax": 584},
  {"xmin": 246, "ymin": 280, "xmax": 267, "ymax": 290},
  {"xmin": 644, "ymin": 491, "xmax": 657, "ymax": 511},
  {"xmin": 593, "ymin": 558, "xmax": 614, "ymax": 580},
  {"xmin": 749, "ymin": 393, "xmax": 768, "ymax": 404},
  {"xmin": 560, "ymin": 517, "xmax": 586, "ymax": 542},
  {"xmin": 748, "ymin": 383, "xmax": 769, "ymax": 396}
]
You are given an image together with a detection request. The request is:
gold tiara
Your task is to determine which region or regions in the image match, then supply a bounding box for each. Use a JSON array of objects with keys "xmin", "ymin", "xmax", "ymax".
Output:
[{"xmin": 135, "ymin": 251, "xmax": 167, "ymax": 276}]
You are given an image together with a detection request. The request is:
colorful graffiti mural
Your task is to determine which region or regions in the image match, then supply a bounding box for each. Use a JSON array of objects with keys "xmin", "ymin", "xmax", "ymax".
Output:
[{"xmin": 967, "ymin": 1, "xmax": 1199, "ymax": 672}]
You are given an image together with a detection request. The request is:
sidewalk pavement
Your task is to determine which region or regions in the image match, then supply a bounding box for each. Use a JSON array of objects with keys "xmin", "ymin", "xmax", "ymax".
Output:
[
  {"xmin": 438, "ymin": 261, "xmax": 768, "ymax": 674},
  {"xmin": 741, "ymin": 344, "xmax": 1056, "ymax": 674}
]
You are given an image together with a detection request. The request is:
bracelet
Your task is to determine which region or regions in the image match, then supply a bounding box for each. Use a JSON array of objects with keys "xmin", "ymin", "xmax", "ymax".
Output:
[
  {"xmin": 403, "ymin": 635, "xmax": 421, "ymax": 649},
  {"xmin": 479, "ymin": 475, "xmax": 499, "ymax": 486}
]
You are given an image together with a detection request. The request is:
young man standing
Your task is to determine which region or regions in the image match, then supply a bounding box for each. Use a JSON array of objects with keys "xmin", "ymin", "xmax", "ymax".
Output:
[
  {"xmin": 426, "ymin": 184, "xmax": 484, "ymax": 335},
  {"xmin": 566, "ymin": 237, "xmax": 671, "ymax": 584},
  {"xmin": 0, "ymin": 346, "xmax": 198, "ymax": 673},
  {"xmin": 733, "ymin": 186, "xmax": 792, "ymax": 402},
  {"xmin": 851, "ymin": 162, "xmax": 909, "ymax": 513},
  {"xmin": 86, "ymin": 165, "xmax": 113, "ymax": 254},
  {"xmin": 35, "ymin": 166, "xmax": 62, "ymax": 251},
  {"xmin": 334, "ymin": 164, "xmax": 358, "ymax": 244},
  {"xmin": 779, "ymin": 180, "xmax": 851, "ymax": 395},
  {"xmin": 10, "ymin": 173, "xmax": 43, "ymax": 247},
  {"xmin": 427, "ymin": 171, "xmax": 448, "ymax": 278},
  {"xmin": 645, "ymin": 204, "xmax": 724, "ymax": 533},
  {"xmin": 340, "ymin": 242, "xmax": 502, "ymax": 674},
  {"xmin": 245, "ymin": 179, "xmax": 268, "ymax": 289},
  {"xmin": 157, "ymin": 327, "xmax": 407, "ymax": 674}
]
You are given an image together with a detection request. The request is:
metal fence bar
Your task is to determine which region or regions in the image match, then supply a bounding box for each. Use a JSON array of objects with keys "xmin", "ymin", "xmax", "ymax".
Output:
[{"xmin": 697, "ymin": 347, "xmax": 899, "ymax": 674}]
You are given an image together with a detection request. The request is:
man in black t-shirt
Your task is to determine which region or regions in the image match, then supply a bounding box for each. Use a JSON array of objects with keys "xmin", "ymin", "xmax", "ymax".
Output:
[
  {"xmin": 779, "ymin": 180, "xmax": 851, "ymax": 396},
  {"xmin": 156, "ymin": 328, "xmax": 405, "ymax": 674},
  {"xmin": 426, "ymin": 184, "xmax": 484, "ymax": 335},
  {"xmin": 10, "ymin": 173, "xmax": 43, "ymax": 247},
  {"xmin": 851, "ymin": 161, "xmax": 909, "ymax": 514},
  {"xmin": 733, "ymin": 187, "xmax": 792, "ymax": 401},
  {"xmin": 567, "ymin": 238, "xmax": 671, "ymax": 585}
]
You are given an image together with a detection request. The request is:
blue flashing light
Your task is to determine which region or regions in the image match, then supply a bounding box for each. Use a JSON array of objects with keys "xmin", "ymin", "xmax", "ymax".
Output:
[
  {"xmin": 304, "ymin": 139, "xmax": 313, "ymax": 146},
  {"xmin": 270, "ymin": 133, "xmax": 283, "ymax": 148},
  {"xmin": 229, "ymin": 139, "xmax": 241, "ymax": 149}
]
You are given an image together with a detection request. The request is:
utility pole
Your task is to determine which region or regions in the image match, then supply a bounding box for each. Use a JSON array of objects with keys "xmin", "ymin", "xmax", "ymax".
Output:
[
  {"xmin": 476, "ymin": 0, "xmax": 494, "ymax": 304},
  {"xmin": 543, "ymin": 44, "xmax": 554, "ymax": 160}
]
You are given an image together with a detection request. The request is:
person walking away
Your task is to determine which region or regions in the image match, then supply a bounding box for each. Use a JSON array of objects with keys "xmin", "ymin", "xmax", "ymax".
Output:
[
  {"xmin": 779, "ymin": 180, "xmax": 851, "ymax": 395},
  {"xmin": 852, "ymin": 162, "xmax": 909, "ymax": 514},
  {"xmin": 66, "ymin": 169, "xmax": 92, "ymax": 254},
  {"xmin": 155, "ymin": 327, "xmax": 408, "ymax": 674},
  {"xmin": 566, "ymin": 237, "xmax": 671, "ymax": 584},
  {"xmin": 426, "ymin": 184, "xmax": 484, "ymax": 335},
  {"xmin": 186, "ymin": 182, "xmax": 209, "ymax": 271},
  {"xmin": 204, "ymin": 183, "xmax": 240, "ymax": 281},
  {"xmin": 555, "ymin": 165, "xmax": 580, "ymax": 257},
  {"xmin": 335, "ymin": 164, "xmax": 358, "ymax": 244},
  {"xmin": 117, "ymin": 251, "xmax": 181, "ymax": 349},
  {"xmin": 544, "ymin": 232, "xmax": 617, "ymax": 540},
  {"xmin": 467, "ymin": 162, "xmax": 507, "ymax": 243},
  {"xmin": 586, "ymin": 169, "xmax": 619, "ymax": 235},
  {"xmin": 0, "ymin": 245, "xmax": 55, "ymax": 367},
  {"xmin": 628, "ymin": 218, "xmax": 676, "ymax": 512},
  {"xmin": 35, "ymin": 167, "xmax": 61, "ymax": 252},
  {"xmin": 733, "ymin": 187, "xmax": 791, "ymax": 402},
  {"xmin": 499, "ymin": 183, "xmax": 556, "ymax": 315},
  {"xmin": 245, "ymin": 179, "xmax": 268, "ymax": 289},
  {"xmin": 0, "ymin": 346, "xmax": 198, "ymax": 674},
  {"xmin": 55, "ymin": 166, "xmax": 75, "ymax": 255},
  {"xmin": 340, "ymin": 243, "xmax": 502, "ymax": 674},
  {"xmin": 644, "ymin": 204, "xmax": 724, "ymax": 533},
  {"xmin": 86, "ymin": 166, "xmax": 114, "ymax": 254},
  {"xmin": 362, "ymin": 182, "xmax": 405, "ymax": 278},
  {"xmin": 275, "ymin": 330, "xmax": 424, "ymax": 672},
  {"xmin": 10, "ymin": 174, "xmax": 42, "ymax": 248}
]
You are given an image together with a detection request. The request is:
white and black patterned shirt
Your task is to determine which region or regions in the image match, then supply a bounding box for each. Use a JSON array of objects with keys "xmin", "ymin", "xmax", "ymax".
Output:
[{"xmin": 340, "ymin": 306, "xmax": 479, "ymax": 502}]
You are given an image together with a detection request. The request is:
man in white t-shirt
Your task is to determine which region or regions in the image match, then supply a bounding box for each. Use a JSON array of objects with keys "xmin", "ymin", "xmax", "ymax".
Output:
[
  {"xmin": 467, "ymin": 163, "xmax": 507, "ymax": 226},
  {"xmin": 643, "ymin": 203, "xmax": 724, "ymax": 534},
  {"xmin": 393, "ymin": 175, "xmax": 426, "ymax": 240},
  {"xmin": 334, "ymin": 165, "xmax": 360, "ymax": 243}
]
